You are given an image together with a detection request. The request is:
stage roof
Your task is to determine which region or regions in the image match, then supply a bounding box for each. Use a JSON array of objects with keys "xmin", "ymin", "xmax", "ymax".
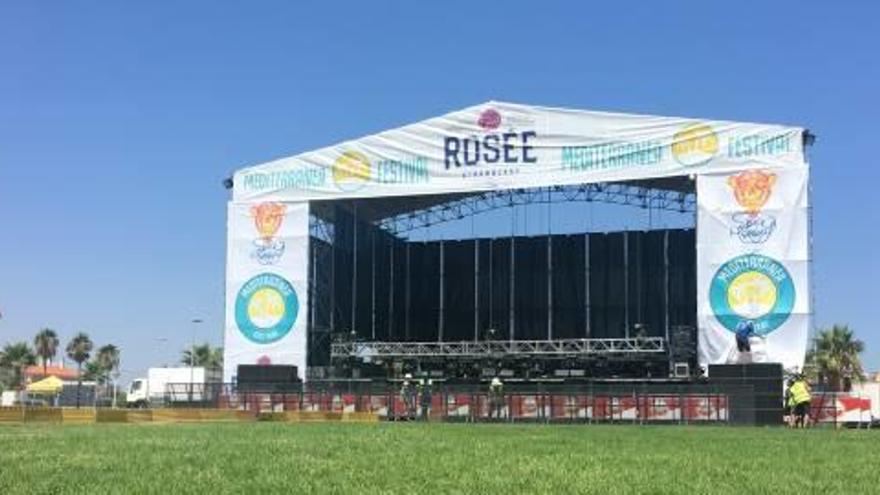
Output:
[{"xmin": 231, "ymin": 101, "xmax": 806, "ymax": 203}]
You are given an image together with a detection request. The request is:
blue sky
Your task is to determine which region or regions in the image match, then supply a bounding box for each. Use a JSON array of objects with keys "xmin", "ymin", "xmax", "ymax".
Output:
[{"xmin": 1, "ymin": 1, "xmax": 877, "ymax": 381}]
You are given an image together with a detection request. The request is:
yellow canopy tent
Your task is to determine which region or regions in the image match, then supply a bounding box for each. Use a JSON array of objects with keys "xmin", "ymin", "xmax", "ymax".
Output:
[{"xmin": 26, "ymin": 376, "xmax": 64, "ymax": 394}]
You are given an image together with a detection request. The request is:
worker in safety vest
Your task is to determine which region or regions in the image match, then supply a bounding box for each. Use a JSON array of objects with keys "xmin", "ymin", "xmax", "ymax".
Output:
[
  {"xmin": 788, "ymin": 373, "xmax": 812, "ymax": 428},
  {"xmin": 418, "ymin": 379, "xmax": 432, "ymax": 421},
  {"xmin": 489, "ymin": 377, "xmax": 504, "ymax": 420},
  {"xmin": 400, "ymin": 373, "xmax": 417, "ymax": 420}
]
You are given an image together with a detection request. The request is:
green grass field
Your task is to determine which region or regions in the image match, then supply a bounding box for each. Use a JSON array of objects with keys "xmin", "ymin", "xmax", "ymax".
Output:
[{"xmin": 1, "ymin": 423, "xmax": 876, "ymax": 494}]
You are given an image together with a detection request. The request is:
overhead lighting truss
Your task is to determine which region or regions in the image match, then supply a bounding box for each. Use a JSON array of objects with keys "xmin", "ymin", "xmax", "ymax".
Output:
[
  {"xmin": 377, "ymin": 184, "xmax": 695, "ymax": 235},
  {"xmin": 331, "ymin": 337, "xmax": 666, "ymax": 360}
]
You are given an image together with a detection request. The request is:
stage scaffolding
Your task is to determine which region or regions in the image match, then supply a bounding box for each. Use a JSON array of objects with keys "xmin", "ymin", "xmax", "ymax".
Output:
[
  {"xmin": 378, "ymin": 182, "xmax": 695, "ymax": 236},
  {"xmin": 307, "ymin": 180, "xmax": 697, "ymax": 378},
  {"xmin": 331, "ymin": 337, "xmax": 666, "ymax": 359}
]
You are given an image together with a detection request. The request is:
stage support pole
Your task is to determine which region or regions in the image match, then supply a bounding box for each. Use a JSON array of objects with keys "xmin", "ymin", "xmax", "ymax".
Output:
[
  {"xmin": 474, "ymin": 239, "xmax": 480, "ymax": 342},
  {"xmin": 636, "ymin": 231, "xmax": 643, "ymax": 326},
  {"xmin": 309, "ymin": 225, "xmax": 317, "ymax": 332},
  {"xmin": 488, "ymin": 239, "xmax": 494, "ymax": 334},
  {"xmin": 664, "ymin": 230, "xmax": 671, "ymax": 369},
  {"xmin": 509, "ymin": 237, "xmax": 515, "ymax": 343},
  {"xmin": 351, "ymin": 202, "xmax": 358, "ymax": 338},
  {"xmin": 624, "ymin": 231, "xmax": 630, "ymax": 338},
  {"xmin": 330, "ymin": 205, "xmax": 337, "ymax": 332},
  {"xmin": 547, "ymin": 235, "xmax": 553, "ymax": 340},
  {"xmin": 439, "ymin": 240, "xmax": 445, "ymax": 342},
  {"xmin": 584, "ymin": 233, "xmax": 591, "ymax": 338},
  {"xmin": 371, "ymin": 225, "xmax": 376, "ymax": 341},
  {"xmin": 388, "ymin": 238, "xmax": 395, "ymax": 339},
  {"xmin": 405, "ymin": 242, "xmax": 411, "ymax": 341},
  {"xmin": 547, "ymin": 189, "xmax": 553, "ymax": 341}
]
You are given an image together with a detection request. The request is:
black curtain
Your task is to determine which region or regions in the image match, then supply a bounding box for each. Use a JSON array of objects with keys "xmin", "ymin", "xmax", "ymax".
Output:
[
  {"xmin": 390, "ymin": 242, "xmax": 408, "ymax": 340},
  {"xmin": 408, "ymin": 242, "xmax": 440, "ymax": 341},
  {"xmin": 353, "ymin": 220, "xmax": 374, "ymax": 340},
  {"xmin": 372, "ymin": 231, "xmax": 393, "ymax": 341},
  {"xmin": 642, "ymin": 230, "xmax": 666, "ymax": 337},
  {"xmin": 332, "ymin": 205, "xmax": 354, "ymax": 334},
  {"xmin": 490, "ymin": 239, "xmax": 511, "ymax": 340},
  {"xmin": 590, "ymin": 233, "xmax": 626, "ymax": 338},
  {"xmin": 552, "ymin": 234, "xmax": 586, "ymax": 339},
  {"xmin": 514, "ymin": 236, "xmax": 548, "ymax": 340},
  {"xmin": 442, "ymin": 240, "xmax": 476, "ymax": 341},
  {"xmin": 668, "ymin": 229, "xmax": 696, "ymax": 328},
  {"xmin": 476, "ymin": 239, "xmax": 492, "ymax": 340}
]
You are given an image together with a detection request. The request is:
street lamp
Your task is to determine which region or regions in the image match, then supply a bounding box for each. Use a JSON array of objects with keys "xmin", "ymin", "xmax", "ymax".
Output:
[{"xmin": 189, "ymin": 318, "xmax": 203, "ymax": 402}]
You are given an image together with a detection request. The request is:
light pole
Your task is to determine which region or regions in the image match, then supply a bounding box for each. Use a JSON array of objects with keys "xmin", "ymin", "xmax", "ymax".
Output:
[{"xmin": 190, "ymin": 318, "xmax": 203, "ymax": 403}]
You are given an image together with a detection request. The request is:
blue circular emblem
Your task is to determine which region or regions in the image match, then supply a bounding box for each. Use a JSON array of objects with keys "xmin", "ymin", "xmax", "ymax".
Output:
[
  {"xmin": 235, "ymin": 273, "xmax": 299, "ymax": 344},
  {"xmin": 709, "ymin": 254, "xmax": 795, "ymax": 336}
]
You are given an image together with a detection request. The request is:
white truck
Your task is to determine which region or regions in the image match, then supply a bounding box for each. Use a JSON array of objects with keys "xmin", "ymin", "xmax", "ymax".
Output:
[{"xmin": 127, "ymin": 367, "xmax": 220, "ymax": 408}]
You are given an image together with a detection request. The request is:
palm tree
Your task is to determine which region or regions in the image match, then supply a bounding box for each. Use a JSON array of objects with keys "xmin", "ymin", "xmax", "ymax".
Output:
[
  {"xmin": 66, "ymin": 333, "xmax": 93, "ymax": 408},
  {"xmin": 805, "ymin": 325, "xmax": 865, "ymax": 391},
  {"xmin": 34, "ymin": 328, "xmax": 60, "ymax": 377},
  {"xmin": 95, "ymin": 345, "xmax": 121, "ymax": 377},
  {"xmin": 82, "ymin": 361, "xmax": 107, "ymax": 383},
  {"xmin": 0, "ymin": 342, "xmax": 37, "ymax": 390},
  {"xmin": 181, "ymin": 343, "xmax": 223, "ymax": 371},
  {"xmin": 95, "ymin": 344, "xmax": 121, "ymax": 407}
]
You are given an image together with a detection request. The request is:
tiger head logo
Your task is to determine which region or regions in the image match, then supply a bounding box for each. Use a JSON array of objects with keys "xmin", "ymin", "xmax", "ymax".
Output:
[
  {"xmin": 251, "ymin": 202, "xmax": 287, "ymax": 239},
  {"xmin": 727, "ymin": 170, "xmax": 776, "ymax": 216}
]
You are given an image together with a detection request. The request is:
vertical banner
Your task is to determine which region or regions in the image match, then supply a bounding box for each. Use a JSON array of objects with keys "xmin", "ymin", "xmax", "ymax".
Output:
[
  {"xmin": 697, "ymin": 167, "xmax": 810, "ymax": 372},
  {"xmin": 223, "ymin": 201, "xmax": 310, "ymax": 382}
]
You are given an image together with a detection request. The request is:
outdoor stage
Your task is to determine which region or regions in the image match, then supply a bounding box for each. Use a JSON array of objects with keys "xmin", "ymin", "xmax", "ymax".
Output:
[
  {"xmin": 222, "ymin": 101, "xmax": 812, "ymax": 384},
  {"xmin": 307, "ymin": 188, "xmax": 697, "ymax": 379}
]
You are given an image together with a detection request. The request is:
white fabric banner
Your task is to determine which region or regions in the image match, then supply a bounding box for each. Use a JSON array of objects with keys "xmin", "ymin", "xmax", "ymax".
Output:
[
  {"xmin": 223, "ymin": 201, "xmax": 310, "ymax": 382},
  {"xmin": 697, "ymin": 167, "xmax": 810, "ymax": 371},
  {"xmin": 233, "ymin": 101, "xmax": 804, "ymax": 202}
]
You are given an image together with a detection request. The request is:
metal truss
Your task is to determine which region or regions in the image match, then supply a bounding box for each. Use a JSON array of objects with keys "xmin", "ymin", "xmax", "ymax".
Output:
[
  {"xmin": 331, "ymin": 337, "xmax": 666, "ymax": 359},
  {"xmin": 378, "ymin": 184, "xmax": 695, "ymax": 235},
  {"xmin": 309, "ymin": 213, "xmax": 334, "ymax": 243}
]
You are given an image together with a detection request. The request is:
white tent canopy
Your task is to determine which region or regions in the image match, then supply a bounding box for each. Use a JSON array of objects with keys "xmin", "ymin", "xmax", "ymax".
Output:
[{"xmin": 232, "ymin": 101, "xmax": 805, "ymax": 203}]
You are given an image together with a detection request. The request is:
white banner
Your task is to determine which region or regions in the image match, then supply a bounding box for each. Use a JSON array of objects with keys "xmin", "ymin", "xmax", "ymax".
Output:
[
  {"xmin": 233, "ymin": 101, "xmax": 804, "ymax": 202},
  {"xmin": 697, "ymin": 167, "xmax": 810, "ymax": 371},
  {"xmin": 223, "ymin": 201, "xmax": 310, "ymax": 382}
]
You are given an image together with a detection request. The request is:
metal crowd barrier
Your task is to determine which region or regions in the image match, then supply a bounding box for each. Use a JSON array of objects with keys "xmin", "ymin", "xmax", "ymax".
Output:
[{"xmin": 164, "ymin": 381, "xmax": 740, "ymax": 424}]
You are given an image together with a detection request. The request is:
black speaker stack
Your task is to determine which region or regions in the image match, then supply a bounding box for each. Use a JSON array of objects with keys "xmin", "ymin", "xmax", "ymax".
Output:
[
  {"xmin": 709, "ymin": 363, "xmax": 783, "ymax": 426},
  {"xmin": 237, "ymin": 365, "xmax": 301, "ymax": 392}
]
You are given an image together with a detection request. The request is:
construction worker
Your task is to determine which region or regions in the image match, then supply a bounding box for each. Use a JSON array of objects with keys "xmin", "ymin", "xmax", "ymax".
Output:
[
  {"xmin": 489, "ymin": 377, "xmax": 504, "ymax": 420},
  {"xmin": 400, "ymin": 373, "xmax": 417, "ymax": 420},
  {"xmin": 788, "ymin": 373, "xmax": 812, "ymax": 428},
  {"xmin": 419, "ymin": 379, "xmax": 433, "ymax": 421},
  {"xmin": 735, "ymin": 320, "xmax": 756, "ymax": 353}
]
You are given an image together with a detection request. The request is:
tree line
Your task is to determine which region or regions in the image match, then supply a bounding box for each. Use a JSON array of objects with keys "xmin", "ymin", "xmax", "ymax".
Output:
[{"xmin": 0, "ymin": 329, "xmax": 119, "ymax": 406}]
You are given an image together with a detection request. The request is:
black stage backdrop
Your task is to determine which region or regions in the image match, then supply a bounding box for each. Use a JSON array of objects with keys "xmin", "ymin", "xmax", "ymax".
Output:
[{"xmin": 314, "ymin": 218, "xmax": 695, "ymax": 344}]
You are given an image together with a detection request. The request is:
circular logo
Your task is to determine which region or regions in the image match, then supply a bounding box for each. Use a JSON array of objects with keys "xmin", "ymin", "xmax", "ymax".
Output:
[
  {"xmin": 235, "ymin": 273, "xmax": 299, "ymax": 344},
  {"xmin": 672, "ymin": 123, "xmax": 718, "ymax": 166},
  {"xmin": 709, "ymin": 254, "xmax": 795, "ymax": 335},
  {"xmin": 478, "ymin": 109, "xmax": 501, "ymax": 130},
  {"xmin": 332, "ymin": 151, "xmax": 371, "ymax": 192}
]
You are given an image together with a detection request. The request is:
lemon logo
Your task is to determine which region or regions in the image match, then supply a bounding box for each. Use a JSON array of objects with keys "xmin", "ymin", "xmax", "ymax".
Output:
[
  {"xmin": 672, "ymin": 123, "xmax": 718, "ymax": 166},
  {"xmin": 710, "ymin": 254, "xmax": 794, "ymax": 335},
  {"xmin": 235, "ymin": 273, "xmax": 298, "ymax": 344},
  {"xmin": 332, "ymin": 151, "xmax": 371, "ymax": 192}
]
